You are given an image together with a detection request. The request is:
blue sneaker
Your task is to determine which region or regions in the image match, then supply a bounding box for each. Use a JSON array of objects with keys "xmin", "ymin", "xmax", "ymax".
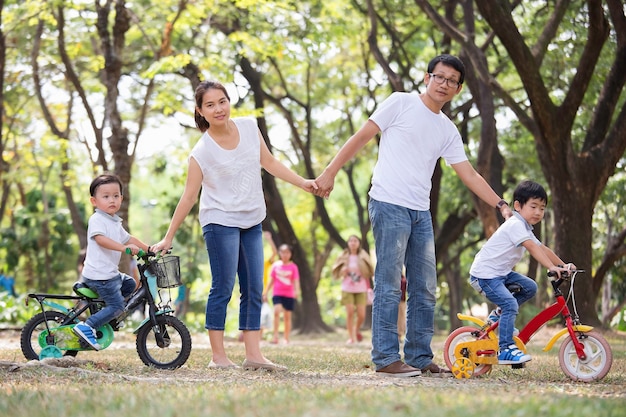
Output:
[
  {"xmin": 487, "ymin": 308, "xmax": 501, "ymax": 323},
  {"xmin": 73, "ymin": 322, "xmax": 102, "ymax": 350},
  {"xmin": 487, "ymin": 308, "xmax": 519, "ymax": 336},
  {"xmin": 498, "ymin": 344, "xmax": 531, "ymax": 364}
]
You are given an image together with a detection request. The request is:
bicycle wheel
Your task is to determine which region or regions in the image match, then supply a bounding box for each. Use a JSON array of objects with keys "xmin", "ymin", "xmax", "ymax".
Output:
[
  {"xmin": 443, "ymin": 326, "xmax": 493, "ymax": 378},
  {"xmin": 20, "ymin": 311, "xmax": 79, "ymax": 360},
  {"xmin": 136, "ymin": 314, "xmax": 192, "ymax": 369},
  {"xmin": 558, "ymin": 330, "xmax": 612, "ymax": 382}
]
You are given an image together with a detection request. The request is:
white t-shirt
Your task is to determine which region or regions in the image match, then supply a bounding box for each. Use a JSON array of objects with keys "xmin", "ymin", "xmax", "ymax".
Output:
[
  {"xmin": 82, "ymin": 209, "xmax": 130, "ymax": 281},
  {"xmin": 368, "ymin": 92, "xmax": 468, "ymax": 210},
  {"xmin": 469, "ymin": 212, "xmax": 542, "ymax": 279},
  {"xmin": 191, "ymin": 117, "xmax": 265, "ymax": 229}
]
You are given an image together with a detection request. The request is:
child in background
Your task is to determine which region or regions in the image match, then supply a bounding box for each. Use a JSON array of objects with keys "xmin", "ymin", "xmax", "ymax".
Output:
[
  {"xmin": 260, "ymin": 231, "xmax": 278, "ymax": 338},
  {"xmin": 74, "ymin": 174, "xmax": 149, "ymax": 350},
  {"xmin": 264, "ymin": 244, "xmax": 300, "ymax": 344},
  {"xmin": 469, "ymin": 180, "xmax": 574, "ymax": 364},
  {"xmin": 398, "ymin": 275, "xmax": 407, "ymax": 343}
]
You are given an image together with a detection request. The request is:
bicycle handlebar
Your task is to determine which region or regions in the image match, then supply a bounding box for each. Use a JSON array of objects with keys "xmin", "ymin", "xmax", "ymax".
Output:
[
  {"xmin": 547, "ymin": 269, "xmax": 585, "ymax": 279},
  {"xmin": 125, "ymin": 247, "xmax": 172, "ymax": 259}
]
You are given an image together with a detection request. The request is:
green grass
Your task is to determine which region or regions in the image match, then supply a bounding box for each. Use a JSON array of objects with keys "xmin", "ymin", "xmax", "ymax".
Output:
[{"xmin": 1, "ymin": 329, "xmax": 625, "ymax": 417}]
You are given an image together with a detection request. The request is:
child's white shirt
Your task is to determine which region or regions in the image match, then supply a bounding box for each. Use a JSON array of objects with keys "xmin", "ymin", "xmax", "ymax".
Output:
[{"xmin": 470, "ymin": 211, "xmax": 541, "ymax": 279}]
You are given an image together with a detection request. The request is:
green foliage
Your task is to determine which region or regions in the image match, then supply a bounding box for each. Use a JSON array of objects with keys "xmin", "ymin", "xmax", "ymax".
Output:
[
  {"xmin": 0, "ymin": 293, "xmax": 39, "ymax": 327},
  {"xmin": 2, "ymin": 0, "xmax": 625, "ymax": 332}
]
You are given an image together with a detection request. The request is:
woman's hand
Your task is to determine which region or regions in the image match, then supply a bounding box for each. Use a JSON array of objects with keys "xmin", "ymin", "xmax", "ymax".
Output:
[{"xmin": 151, "ymin": 238, "xmax": 173, "ymax": 256}]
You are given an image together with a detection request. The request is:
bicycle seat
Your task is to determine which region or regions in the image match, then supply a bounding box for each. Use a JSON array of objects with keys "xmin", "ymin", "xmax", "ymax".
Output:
[
  {"xmin": 72, "ymin": 281, "xmax": 99, "ymax": 299},
  {"xmin": 506, "ymin": 283, "xmax": 522, "ymax": 293}
]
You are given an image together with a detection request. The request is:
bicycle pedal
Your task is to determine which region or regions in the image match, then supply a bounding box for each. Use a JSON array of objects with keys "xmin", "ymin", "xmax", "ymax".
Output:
[{"xmin": 511, "ymin": 363, "xmax": 526, "ymax": 369}]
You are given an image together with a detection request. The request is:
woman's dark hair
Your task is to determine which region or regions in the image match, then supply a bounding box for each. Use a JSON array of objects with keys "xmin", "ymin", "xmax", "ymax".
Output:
[
  {"xmin": 513, "ymin": 180, "xmax": 548, "ymax": 206},
  {"xmin": 427, "ymin": 54, "xmax": 465, "ymax": 85},
  {"xmin": 194, "ymin": 80, "xmax": 230, "ymax": 132},
  {"xmin": 89, "ymin": 173, "xmax": 123, "ymax": 197}
]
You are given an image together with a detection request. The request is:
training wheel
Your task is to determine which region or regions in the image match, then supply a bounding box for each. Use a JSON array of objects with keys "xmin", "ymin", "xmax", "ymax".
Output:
[
  {"xmin": 39, "ymin": 345, "xmax": 63, "ymax": 360},
  {"xmin": 451, "ymin": 357, "xmax": 474, "ymax": 379}
]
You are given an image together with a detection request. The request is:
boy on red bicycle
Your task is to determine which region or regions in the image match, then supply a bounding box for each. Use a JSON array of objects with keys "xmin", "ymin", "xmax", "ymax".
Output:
[{"xmin": 469, "ymin": 180, "xmax": 575, "ymax": 364}]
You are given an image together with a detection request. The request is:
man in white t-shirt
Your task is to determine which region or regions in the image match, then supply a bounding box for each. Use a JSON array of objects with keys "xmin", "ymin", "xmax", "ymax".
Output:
[
  {"xmin": 315, "ymin": 54, "xmax": 513, "ymax": 377},
  {"xmin": 469, "ymin": 180, "xmax": 574, "ymax": 364}
]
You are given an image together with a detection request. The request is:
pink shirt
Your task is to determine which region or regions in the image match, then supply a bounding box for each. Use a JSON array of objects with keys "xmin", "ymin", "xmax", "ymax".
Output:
[
  {"xmin": 341, "ymin": 254, "xmax": 369, "ymax": 293},
  {"xmin": 270, "ymin": 261, "xmax": 299, "ymax": 298}
]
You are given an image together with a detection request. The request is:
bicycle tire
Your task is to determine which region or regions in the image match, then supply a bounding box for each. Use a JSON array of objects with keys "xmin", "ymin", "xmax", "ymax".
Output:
[
  {"xmin": 20, "ymin": 311, "xmax": 79, "ymax": 360},
  {"xmin": 135, "ymin": 314, "xmax": 192, "ymax": 369},
  {"xmin": 443, "ymin": 326, "xmax": 493, "ymax": 378},
  {"xmin": 558, "ymin": 330, "xmax": 612, "ymax": 382}
]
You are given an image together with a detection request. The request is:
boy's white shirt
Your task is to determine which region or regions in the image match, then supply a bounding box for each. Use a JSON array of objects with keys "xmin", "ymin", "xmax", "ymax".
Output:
[
  {"xmin": 470, "ymin": 211, "xmax": 542, "ymax": 279},
  {"xmin": 82, "ymin": 208, "xmax": 130, "ymax": 281}
]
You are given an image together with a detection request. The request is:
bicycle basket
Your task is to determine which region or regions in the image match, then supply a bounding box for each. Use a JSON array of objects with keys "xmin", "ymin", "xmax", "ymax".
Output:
[{"xmin": 153, "ymin": 256, "xmax": 182, "ymax": 288}]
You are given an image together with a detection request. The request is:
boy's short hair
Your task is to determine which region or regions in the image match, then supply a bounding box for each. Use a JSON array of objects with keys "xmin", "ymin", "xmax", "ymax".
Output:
[
  {"xmin": 89, "ymin": 173, "xmax": 123, "ymax": 197},
  {"xmin": 513, "ymin": 180, "xmax": 548, "ymax": 206},
  {"xmin": 427, "ymin": 54, "xmax": 465, "ymax": 85}
]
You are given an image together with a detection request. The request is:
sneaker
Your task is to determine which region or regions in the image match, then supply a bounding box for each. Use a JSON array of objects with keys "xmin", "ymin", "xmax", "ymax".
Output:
[
  {"xmin": 487, "ymin": 307, "xmax": 502, "ymax": 323},
  {"xmin": 498, "ymin": 344, "xmax": 531, "ymax": 364},
  {"xmin": 487, "ymin": 308, "xmax": 519, "ymax": 336},
  {"xmin": 376, "ymin": 361, "xmax": 421, "ymax": 378},
  {"xmin": 73, "ymin": 322, "xmax": 101, "ymax": 350}
]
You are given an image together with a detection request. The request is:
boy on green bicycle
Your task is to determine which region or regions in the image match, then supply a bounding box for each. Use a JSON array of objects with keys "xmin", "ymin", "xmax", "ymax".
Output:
[{"xmin": 73, "ymin": 174, "xmax": 150, "ymax": 350}]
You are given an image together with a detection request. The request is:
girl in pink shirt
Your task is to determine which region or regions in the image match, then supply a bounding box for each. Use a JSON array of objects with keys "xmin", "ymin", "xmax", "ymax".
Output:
[{"xmin": 264, "ymin": 244, "xmax": 300, "ymax": 344}]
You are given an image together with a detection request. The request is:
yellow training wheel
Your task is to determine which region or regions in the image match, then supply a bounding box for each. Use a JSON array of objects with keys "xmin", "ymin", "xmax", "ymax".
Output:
[{"xmin": 452, "ymin": 357, "xmax": 474, "ymax": 379}]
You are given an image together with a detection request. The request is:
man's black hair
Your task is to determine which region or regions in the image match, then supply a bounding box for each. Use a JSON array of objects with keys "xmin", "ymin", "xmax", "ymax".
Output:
[{"xmin": 427, "ymin": 54, "xmax": 465, "ymax": 85}]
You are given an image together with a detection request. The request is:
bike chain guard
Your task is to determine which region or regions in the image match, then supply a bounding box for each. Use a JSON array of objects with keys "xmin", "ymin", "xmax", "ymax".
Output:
[{"xmin": 39, "ymin": 323, "xmax": 115, "ymax": 352}]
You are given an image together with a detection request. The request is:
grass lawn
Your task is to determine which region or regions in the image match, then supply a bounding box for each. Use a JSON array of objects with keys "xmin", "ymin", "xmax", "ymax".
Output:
[{"xmin": 1, "ymin": 327, "xmax": 625, "ymax": 417}]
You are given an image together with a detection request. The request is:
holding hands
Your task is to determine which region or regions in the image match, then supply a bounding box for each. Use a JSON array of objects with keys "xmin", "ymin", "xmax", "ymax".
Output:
[{"xmin": 313, "ymin": 170, "xmax": 335, "ymax": 199}]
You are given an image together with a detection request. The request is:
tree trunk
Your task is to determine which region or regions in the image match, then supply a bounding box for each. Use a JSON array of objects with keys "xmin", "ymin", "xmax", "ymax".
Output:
[
  {"xmin": 239, "ymin": 57, "xmax": 332, "ymax": 334},
  {"xmin": 475, "ymin": 0, "xmax": 626, "ymax": 327}
]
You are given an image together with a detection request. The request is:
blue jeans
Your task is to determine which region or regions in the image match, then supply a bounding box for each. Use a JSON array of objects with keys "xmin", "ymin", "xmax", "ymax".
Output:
[
  {"xmin": 471, "ymin": 272, "xmax": 538, "ymax": 349},
  {"xmin": 84, "ymin": 273, "xmax": 136, "ymax": 330},
  {"xmin": 202, "ymin": 223, "xmax": 264, "ymax": 331},
  {"xmin": 369, "ymin": 199, "xmax": 437, "ymax": 370}
]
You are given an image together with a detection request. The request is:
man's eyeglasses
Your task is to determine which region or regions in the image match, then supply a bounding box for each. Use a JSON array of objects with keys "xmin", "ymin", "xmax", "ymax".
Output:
[{"xmin": 428, "ymin": 73, "xmax": 461, "ymax": 89}]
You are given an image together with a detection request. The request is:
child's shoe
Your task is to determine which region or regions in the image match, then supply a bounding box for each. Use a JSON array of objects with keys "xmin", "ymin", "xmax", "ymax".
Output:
[
  {"xmin": 73, "ymin": 322, "xmax": 102, "ymax": 350},
  {"xmin": 498, "ymin": 344, "xmax": 531, "ymax": 364},
  {"xmin": 487, "ymin": 307, "xmax": 502, "ymax": 323},
  {"xmin": 487, "ymin": 307, "xmax": 519, "ymax": 336}
]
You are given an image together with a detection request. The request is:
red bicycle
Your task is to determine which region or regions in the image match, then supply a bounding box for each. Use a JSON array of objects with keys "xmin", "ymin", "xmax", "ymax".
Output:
[{"xmin": 443, "ymin": 270, "xmax": 612, "ymax": 382}]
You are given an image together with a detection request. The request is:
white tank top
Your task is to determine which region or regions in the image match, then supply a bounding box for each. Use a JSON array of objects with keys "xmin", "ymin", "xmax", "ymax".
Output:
[{"xmin": 190, "ymin": 117, "xmax": 265, "ymax": 228}]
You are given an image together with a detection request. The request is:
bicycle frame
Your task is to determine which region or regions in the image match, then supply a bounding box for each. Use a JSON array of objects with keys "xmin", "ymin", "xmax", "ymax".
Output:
[
  {"xmin": 456, "ymin": 272, "xmax": 590, "ymax": 360},
  {"xmin": 22, "ymin": 250, "xmax": 192, "ymax": 369},
  {"xmin": 446, "ymin": 270, "xmax": 612, "ymax": 381}
]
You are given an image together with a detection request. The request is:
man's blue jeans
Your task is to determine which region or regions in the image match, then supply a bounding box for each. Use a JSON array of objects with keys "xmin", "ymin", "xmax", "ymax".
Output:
[
  {"xmin": 202, "ymin": 223, "xmax": 263, "ymax": 331},
  {"xmin": 471, "ymin": 272, "xmax": 537, "ymax": 349},
  {"xmin": 369, "ymin": 199, "xmax": 437, "ymax": 370}
]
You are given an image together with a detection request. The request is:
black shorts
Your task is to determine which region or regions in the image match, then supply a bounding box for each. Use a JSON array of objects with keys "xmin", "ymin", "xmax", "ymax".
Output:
[{"xmin": 272, "ymin": 295, "xmax": 296, "ymax": 311}]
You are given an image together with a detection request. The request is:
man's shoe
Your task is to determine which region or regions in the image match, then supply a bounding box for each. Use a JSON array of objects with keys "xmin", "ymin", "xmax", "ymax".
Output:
[
  {"xmin": 419, "ymin": 362, "xmax": 453, "ymax": 377},
  {"xmin": 498, "ymin": 345, "xmax": 531, "ymax": 365},
  {"xmin": 73, "ymin": 322, "xmax": 101, "ymax": 350},
  {"xmin": 375, "ymin": 361, "xmax": 421, "ymax": 378}
]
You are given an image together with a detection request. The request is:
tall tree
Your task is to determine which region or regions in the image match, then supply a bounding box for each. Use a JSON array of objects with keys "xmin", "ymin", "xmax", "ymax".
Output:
[{"xmin": 473, "ymin": 0, "xmax": 626, "ymax": 325}]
